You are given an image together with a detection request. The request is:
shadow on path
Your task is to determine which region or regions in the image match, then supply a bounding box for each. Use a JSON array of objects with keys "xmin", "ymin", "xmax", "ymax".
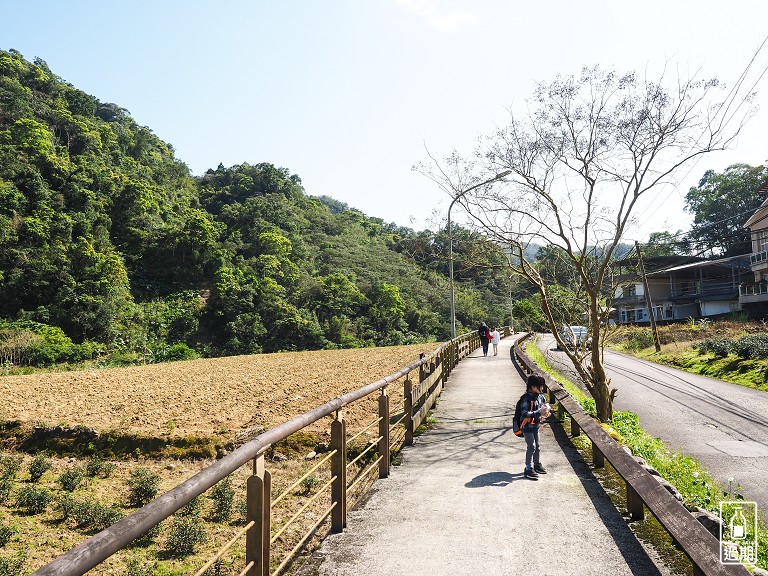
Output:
[
  {"xmin": 464, "ymin": 471, "xmax": 526, "ymax": 487},
  {"xmin": 549, "ymin": 419, "xmax": 664, "ymax": 576}
]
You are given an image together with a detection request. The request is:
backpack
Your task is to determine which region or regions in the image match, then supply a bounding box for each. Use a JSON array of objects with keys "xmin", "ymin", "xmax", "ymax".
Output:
[
  {"xmin": 478, "ymin": 325, "xmax": 488, "ymax": 338},
  {"xmin": 512, "ymin": 394, "xmax": 535, "ymax": 437}
]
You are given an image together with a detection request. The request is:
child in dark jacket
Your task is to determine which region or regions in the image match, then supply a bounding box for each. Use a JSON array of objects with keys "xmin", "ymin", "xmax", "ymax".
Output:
[{"xmin": 521, "ymin": 374, "xmax": 550, "ymax": 480}]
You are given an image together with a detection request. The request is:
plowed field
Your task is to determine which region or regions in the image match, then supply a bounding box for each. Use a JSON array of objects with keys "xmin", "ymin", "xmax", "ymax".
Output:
[{"xmin": 0, "ymin": 344, "xmax": 438, "ymax": 440}]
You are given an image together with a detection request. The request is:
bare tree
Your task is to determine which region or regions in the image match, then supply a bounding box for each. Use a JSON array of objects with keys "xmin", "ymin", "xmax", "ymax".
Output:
[{"xmin": 420, "ymin": 63, "xmax": 760, "ymax": 422}]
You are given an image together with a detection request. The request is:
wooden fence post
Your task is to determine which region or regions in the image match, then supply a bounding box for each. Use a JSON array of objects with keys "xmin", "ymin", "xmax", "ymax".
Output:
[
  {"xmin": 331, "ymin": 413, "xmax": 347, "ymax": 532},
  {"xmin": 592, "ymin": 444, "xmax": 604, "ymax": 468},
  {"xmin": 246, "ymin": 454, "xmax": 271, "ymax": 576},
  {"xmin": 626, "ymin": 483, "xmax": 644, "ymax": 520},
  {"xmin": 378, "ymin": 390, "xmax": 390, "ymax": 479},
  {"xmin": 440, "ymin": 350, "xmax": 448, "ymax": 387},
  {"xmin": 571, "ymin": 418, "xmax": 581, "ymax": 437},
  {"xmin": 404, "ymin": 377, "xmax": 414, "ymax": 446}
]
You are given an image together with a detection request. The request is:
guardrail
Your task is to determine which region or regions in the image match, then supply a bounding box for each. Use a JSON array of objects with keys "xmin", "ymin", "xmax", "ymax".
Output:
[
  {"xmin": 513, "ymin": 333, "xmax": 749, "ymax": 576},
  {"xmin": 31, "ymin": 327, "xmax": 504, "ymax": 576}
]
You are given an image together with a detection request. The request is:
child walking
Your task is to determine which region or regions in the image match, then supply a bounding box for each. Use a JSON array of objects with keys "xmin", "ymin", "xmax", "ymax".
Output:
[
  {"xmin": 520, "ymin": 374, "xmax": 550, "ymax": 480},
  {"xmin": 490, "ymin": 326, "xmax": 500, "ymax": 356}
]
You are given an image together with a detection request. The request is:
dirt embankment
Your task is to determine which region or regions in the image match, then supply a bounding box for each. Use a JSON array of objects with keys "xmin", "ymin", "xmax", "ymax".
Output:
[{"xmin": 0, "ymin": 344, "xmax": 438, "ymax": 456}]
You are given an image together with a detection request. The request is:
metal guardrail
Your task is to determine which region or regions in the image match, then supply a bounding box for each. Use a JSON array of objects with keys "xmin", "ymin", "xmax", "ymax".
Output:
[
  {"xmin": 512, "ymin": 333, "xmax": 749, "ymax": 576},
  {"xmin": 31, "ymin": 327, "xmax": 504, "ymax": 576}
]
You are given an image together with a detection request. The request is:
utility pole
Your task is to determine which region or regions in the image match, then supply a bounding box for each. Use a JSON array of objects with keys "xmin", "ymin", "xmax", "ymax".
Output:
[{"xmin": 635, "ymin": 241, "xmax": 661, "ymax": 352}]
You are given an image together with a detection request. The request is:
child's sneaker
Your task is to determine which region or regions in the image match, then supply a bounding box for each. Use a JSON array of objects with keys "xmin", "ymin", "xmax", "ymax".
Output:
[
  {"xmin": 524, "ymin": 468, "xmax": 539, "ymax": 480},
  {"xmin": 534, "ymin": 463, "xmax": 547, "ymax": 474}
]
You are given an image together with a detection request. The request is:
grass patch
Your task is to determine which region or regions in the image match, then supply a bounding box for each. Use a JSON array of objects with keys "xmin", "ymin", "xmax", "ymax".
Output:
[
  {"xmin": 637, "ymin": 349, "xmax": 768, "ymax": 391},
  {"xmin": 526, "ymin": 338, "xmax": 768, "ymax": 570}
]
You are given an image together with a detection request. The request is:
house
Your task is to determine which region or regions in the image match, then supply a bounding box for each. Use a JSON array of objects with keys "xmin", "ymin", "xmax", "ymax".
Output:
[
  {"xmin": 739, "ymin": 181, "xmax": 768, "ymax": 316},
  {"xmin": 613, "ymin": 255, "xmax": 751, "ymax": 324}
]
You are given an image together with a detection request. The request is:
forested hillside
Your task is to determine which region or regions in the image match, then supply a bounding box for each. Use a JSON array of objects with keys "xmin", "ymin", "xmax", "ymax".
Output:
[{"xmin": 0, "ymin": 50, "xmax": 511, "ymax": 367}]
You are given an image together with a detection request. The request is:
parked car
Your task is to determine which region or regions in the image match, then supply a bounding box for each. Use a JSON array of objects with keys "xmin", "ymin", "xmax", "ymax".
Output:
[{"xmin": 560, "ymin": 325, "xmax": 592, "ymax": 349}]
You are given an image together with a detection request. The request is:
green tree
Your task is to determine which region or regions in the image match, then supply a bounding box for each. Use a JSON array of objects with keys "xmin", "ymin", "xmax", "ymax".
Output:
[{"xmin": 684, "ymin": 163, "xmax": 768, "ymax": 256}]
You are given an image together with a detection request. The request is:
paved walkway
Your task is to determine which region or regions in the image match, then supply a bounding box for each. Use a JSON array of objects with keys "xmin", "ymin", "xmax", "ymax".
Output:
[{"xmin": 303, "ymin": 336, "xmax": 673, "ymax": 576}]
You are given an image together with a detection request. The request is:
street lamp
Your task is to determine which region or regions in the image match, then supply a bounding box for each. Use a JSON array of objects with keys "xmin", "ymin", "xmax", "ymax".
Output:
[{"xmin": 448, "ymin": 170, "xmax": 512, "ymax": 338}]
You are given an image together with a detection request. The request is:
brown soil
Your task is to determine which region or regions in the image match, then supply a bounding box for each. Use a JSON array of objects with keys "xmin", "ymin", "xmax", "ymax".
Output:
[{"xmin": 0, "ymin": 344, "xmax": 437, "ymax": 443}]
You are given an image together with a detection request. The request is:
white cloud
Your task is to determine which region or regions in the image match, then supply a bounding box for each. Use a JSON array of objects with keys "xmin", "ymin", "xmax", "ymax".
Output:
[{"xmin": 395, "ymin": 0, "xmax": 476, "ymax": 32}]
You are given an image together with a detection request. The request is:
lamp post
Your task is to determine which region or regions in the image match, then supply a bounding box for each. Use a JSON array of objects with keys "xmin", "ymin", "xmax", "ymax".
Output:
[{"xmin": 448, "ymin": 170, "xmax": 511, "ymax": 338}]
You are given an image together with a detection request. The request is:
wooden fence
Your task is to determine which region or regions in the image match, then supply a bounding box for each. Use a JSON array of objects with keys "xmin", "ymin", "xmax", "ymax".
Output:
[
  {"xmin": 31, "ymin": 327, "xmax": 508, "ymax": 576},
  {"xmin": 513, "ymin": 332, "xmax": 750, "ymax": 576}
]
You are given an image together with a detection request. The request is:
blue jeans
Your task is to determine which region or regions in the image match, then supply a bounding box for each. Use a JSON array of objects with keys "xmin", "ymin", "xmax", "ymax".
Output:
[
  {"xmin": 523, "ymin": 429, "xmax": 540, "ymax": 469},
  {"xmin": 481, "ymin": 340, "xmax": 489, "ymax": 355}
]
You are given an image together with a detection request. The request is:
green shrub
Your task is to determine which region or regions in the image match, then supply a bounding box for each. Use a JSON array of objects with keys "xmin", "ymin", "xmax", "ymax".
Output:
[
  {"xmin": 0, "ymin": 478, "xmax": 13, "ymax": 505},
  {"xmin": 29, "ymin": 455, "xmax": 52, "ymax": 483},
  {"xmin": 125, "ymin": 556, "xmax": 158, "ymax": 576},
  {"xmin": 0, "ymin": 454, "xmax": 23, "ymax": 480},
  {"xmin": 61, "ymin": 496, "xmax": 123, "ymax": 531},
  {"xmin": 733, "ymin": 334, "xmax": 768, "ymax": 360},
  {"xmin": 0, "ymin": 523, "xmax": 18, "ymax": 547},
  {"xmin": 698, "ymin": 337, "xmax": 733, "ymax": 357},
  {"xmin": 163, "ymin": 516, "xmax": 206, "ymax": 557},
  {"xmin": 85, "ymin": 456, "xmax": 115, "ymax": 478},
  {"xmin": 126, "ymin": 468, "xmax": 160, "ymax": 507},
  {"xmin": 0, "ymin": 551, "xmax": 26, "ymax": 576},
  {"xmin": 58, "ymin": 467, "xmax": 85, "ymax": 492},
  {"xmin": 16, "ymin": 485, "xmax": 52, "ymax": 514},
  {"xmin": 625, "ymin": 329, "xmax": 656, "ymax": 351},
  {"xmin": 209, "ymin": 477, "xmax": 234, "ymax": 522},
  {"xmin": 150, "ymin": 342, "xmax": 199, "ymax": 363}
]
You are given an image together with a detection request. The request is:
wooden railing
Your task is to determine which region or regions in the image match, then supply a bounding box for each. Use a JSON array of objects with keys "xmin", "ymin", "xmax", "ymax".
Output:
[
  {"xmin": 513, "ymin": 333, "xmax": 749, "ymax": 576},
  {"xmin": 32, "ymin": 327, "xmax": 506, "ymax": 576}
]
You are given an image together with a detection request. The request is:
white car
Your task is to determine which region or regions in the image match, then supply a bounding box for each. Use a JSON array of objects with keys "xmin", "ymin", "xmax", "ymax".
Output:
[{"xmin": 561, "ymin": 325, "xmax": 592, "ymax": 349}]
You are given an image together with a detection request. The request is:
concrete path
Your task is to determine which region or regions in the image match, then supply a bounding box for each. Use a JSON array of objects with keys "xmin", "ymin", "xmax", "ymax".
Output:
[{"xmin": 303, "ymin": 336, "xmax": 673, "ymax": 576}]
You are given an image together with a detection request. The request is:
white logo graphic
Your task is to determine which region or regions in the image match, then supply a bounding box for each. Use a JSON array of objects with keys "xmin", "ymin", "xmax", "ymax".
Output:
[{"xmin": 720, "ymin": 501, "xmax": 758, "ymax": 565}]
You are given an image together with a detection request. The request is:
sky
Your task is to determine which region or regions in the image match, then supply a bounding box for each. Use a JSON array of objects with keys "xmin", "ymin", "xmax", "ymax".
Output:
[{"xmin": 2, "ymin": 0, "xmax": 768, "ymax": 242}]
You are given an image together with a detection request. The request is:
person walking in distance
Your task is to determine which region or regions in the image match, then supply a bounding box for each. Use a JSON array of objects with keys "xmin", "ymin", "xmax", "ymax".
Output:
[
  {"xmin": 478, "ymin": 322, "xmax": 490, "ymax": 356},
  {"xmin": 490, "ymin": 326, "xmax": 500, "ymax": 356},
  {"xmin": 520, "ymin": 374, "xmax": 550, "ymax": 480}
]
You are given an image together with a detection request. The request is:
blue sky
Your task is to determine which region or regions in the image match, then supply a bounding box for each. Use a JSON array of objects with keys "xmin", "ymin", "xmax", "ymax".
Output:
[{"xmin": 2, "ymin": 1, "xmax": 767, "ymax": 240}]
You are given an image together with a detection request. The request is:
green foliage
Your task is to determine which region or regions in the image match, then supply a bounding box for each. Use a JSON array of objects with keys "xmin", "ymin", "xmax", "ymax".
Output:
[
  {"xmin": 208, "ymin": 477, "xmax": 235, "ymax": 522},
  {"xmin": 512, "ymin": 299, "xmax": 546, "ymax": 332},
  {"xmin": 624, "ymin": 329, "xmax": 656, "ymax": 351},
  {"xmin": 28, "ymin": 454, "xmax": 52, "ymax": 482},
  {"xmin": 685, "ymin": 164, "xmax": 768, "ymax": 256},
  {"xmin": 126, "ymin": 468, "xmax": 160, "ymax": 507},
  {"xmin": 15, "ymin": 485, "xmax": 52, "ymax": 514},
  {"xmin": 697, "ymin": 337, "xmax": 733, "ymax": 357},
  {"xmin": 0, "ymin": 50, "xmax": 512, "ymax": 364},
  {"xmin": 0, "ymin": 523, "xmax": 18, "ymax": 547},
  {"xmin": 0, "ymin": 550, "xmax": 26, "ymax": 576},
  {"xmin": 163, "ymin": 516, "xmax": 207, "ymax": 558},
  {"xmin": 57, "ymin": 494, "xmax": 124, "ymax": 531},
  {"xmin": 0, "ymin": 453, "xmax": 23, "ymax": 481},
  {"xmin": 58, "ymin": 467, "xmax": 85, "ymax": 492},
  {"xmin": 85, "ymin": 456, "xmax": 115, "ymax": 478}
]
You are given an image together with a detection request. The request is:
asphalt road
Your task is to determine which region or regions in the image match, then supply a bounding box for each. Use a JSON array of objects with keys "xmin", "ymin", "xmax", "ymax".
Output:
[{"xmin": 536, "ymin": 333, "xmax": 768, "ymax": 519}]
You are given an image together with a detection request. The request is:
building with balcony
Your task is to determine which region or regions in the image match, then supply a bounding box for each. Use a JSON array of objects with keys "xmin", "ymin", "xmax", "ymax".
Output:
[
  {"xmin": 613, "ymin": 255, "xmax": 750, "ymax": 324},
  {"xmin": 740, "ymin": 181, "xmax": 768, "ymax": 316}
]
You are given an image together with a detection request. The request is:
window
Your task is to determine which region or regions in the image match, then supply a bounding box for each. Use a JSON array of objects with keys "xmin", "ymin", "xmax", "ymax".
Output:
[
  {"xmin": 760, "ymin": 229, "xmax": 768, "ymax": 253},
  {"xmin": 623, "ymin": 284, "xmax": 636, "ymax": 297}
]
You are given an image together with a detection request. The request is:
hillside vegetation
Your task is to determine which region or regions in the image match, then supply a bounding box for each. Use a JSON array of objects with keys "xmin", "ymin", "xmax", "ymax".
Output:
[{"xmin": 0, "ymin": 49, "xmax": 511, "ymax": 369}]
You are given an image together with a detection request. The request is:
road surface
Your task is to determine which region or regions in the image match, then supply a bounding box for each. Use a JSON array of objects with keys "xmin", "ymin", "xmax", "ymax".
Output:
[{"xmin": 536, "ymin": 333, "xmax": 768, "ymax": 518}]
